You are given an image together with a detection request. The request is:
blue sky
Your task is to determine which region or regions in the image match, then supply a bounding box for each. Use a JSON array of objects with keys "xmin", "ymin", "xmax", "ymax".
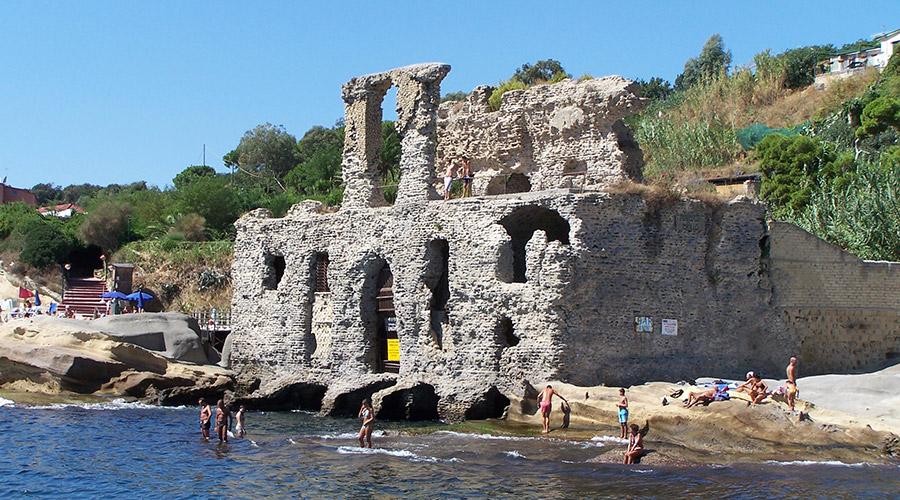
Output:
[{"xmin": 0, "ymin": 1, "xmax": 896, "ymax": 189}]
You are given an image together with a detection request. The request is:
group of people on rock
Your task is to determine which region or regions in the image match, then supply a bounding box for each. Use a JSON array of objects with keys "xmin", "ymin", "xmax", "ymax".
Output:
[
  {"xmin": 198, "ymin": 398, "xmax": 245, "ymax": 443},
  {"xmin": 442, "ymin": 157, "xmax": 473, "ymax": 200},
  {"xmin": 683, "ymin": 356, "xmax": 801, "ymax": 412}
]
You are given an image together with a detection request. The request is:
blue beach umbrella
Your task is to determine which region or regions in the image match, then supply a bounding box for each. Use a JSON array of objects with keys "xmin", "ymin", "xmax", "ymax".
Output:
[
  {"xmin": 101, "ymin": 291, "xmax": 129, "ymax": 300},
  {"xmin": 125, "ymin": 290, "xmax": 154, "ymax": 310},
  {"xmin": 33, "ymin": 289, "xmax": 41, "ymax": 307}
]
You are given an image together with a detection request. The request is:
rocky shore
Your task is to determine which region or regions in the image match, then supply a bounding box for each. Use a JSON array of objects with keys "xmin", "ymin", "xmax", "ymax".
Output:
[{"xmin": 0, "ymin": 314, "xmax": 232, "ymax": 406}]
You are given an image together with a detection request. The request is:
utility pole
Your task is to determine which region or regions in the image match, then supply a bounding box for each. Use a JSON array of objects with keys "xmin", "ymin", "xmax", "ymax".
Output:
[{"xmin": 203, "ymin": 144, "xmax": 206, "ymax": 167}]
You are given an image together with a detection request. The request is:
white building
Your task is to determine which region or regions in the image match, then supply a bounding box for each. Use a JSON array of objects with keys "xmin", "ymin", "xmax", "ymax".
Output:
[{"xmin": 814, "ymin": 28, "xmax": 900, "ymax": 87}]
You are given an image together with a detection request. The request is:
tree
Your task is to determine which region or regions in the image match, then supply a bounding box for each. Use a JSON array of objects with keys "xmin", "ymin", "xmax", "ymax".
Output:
[
  {"xmin": 60, "ymin": 183, "xmax": 101, "ymax": 204},
  {"xmin": 174, "ymin": 175, "xmax": 241, "ymax": 232},
  {"xmin": 441, "ymin": 91, "xmax": 468, "ymax": 103},
  {"xmin": 757, "ymin": 134, "xmax": 837, "ymax": 213},
  {"xmin": 675, "ymin": 34, "xmax": 732, "ymax": 90},
  {"xmin": 634, "ymin": 77, "xmax": 673, "ymax": 101},
  {"xmin": 488, "ymin": 80, "xmax": 527, "ymax": 111},
  {"xmin": 857, "ymin": 96, "xmax": 900, "ymax": 137},
  {"xmin": 31, "ymin": 183, "xmax": 62, "ymax": 205},
  {"xmin": 225, "ymin": 123, "xmax": 299, "ymax": 184},
  {"xmin": 168, "ymin": 213, "xmax": 206, "ymax": 241},
  {"xmin": 296, "ymin": 126, "xmax": 344, "ymax": 165},
  {"xmin": 78, "ymin": 201, "xmax": 132, "ymax": 254},
  {"xmin": 20, "ymin": 220, "xmax": 72, "ymax": 268},
  {"xmin": 173, "ymin": 165, "xmax": 217, "ymax": 189},
  {"xmin": 513, "ymin": 59, "xmax": 569, "ymax": 85},
  {"xmin": 778, "ymin": 45, "xmax": 835, "ymax": 89}
]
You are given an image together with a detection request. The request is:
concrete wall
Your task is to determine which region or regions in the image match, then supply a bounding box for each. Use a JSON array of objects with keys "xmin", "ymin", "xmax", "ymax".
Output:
[{"xmin": 770, "ymin": 222, "xmax": 900, "ymax": 374}]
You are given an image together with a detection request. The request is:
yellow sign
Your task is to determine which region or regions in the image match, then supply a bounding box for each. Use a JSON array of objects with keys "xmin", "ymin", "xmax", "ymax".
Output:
[{"xmin": 386, "ymin": 338, "xmax": 400, "ymax": 361}]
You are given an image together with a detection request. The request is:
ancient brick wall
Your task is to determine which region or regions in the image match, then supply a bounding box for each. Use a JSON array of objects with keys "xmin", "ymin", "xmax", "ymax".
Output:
[{"xmin": 769, "ymin": 222, "xmax": 900, "ymax": 373}]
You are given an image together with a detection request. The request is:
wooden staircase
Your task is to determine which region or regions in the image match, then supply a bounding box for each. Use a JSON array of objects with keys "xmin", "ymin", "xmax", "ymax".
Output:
[{"xmin": 62, "ymin": 278, "xmax": 107, "ymax": 316}]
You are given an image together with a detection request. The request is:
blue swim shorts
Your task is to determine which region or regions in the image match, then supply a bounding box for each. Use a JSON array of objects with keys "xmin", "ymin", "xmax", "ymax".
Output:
[{"xmin": 618, "ymin": 408, "xmax": 628, "ymax": 423}]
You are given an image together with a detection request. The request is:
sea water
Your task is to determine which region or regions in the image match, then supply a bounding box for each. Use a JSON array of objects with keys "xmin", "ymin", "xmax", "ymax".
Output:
[{"xmin": 0, "ymin": 400, "xmax": 897, "ymax": 498}]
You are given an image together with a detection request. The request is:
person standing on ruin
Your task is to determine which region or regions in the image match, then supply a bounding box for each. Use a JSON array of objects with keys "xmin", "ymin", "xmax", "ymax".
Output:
[
  {"xmin": 443, "ymin": 161, "xmax": 455, "ymax": 201},
  {"xmin": 358, "ymin": 399, "xmax": 375, "ymax": 448},
  {"xmin": 198, "ymin": 398, "xmax": 212, "ymax": 440},
  {"xmin": 460, "ymin": 157, "xmax": 473, "ymax": 198},
  {"xmin": 785, "ymin": 356, "xmax": 799, "ymax": 412},
  {"xmin": 537, "ymin": 385, "xmax": 569, "ymax": 434}
]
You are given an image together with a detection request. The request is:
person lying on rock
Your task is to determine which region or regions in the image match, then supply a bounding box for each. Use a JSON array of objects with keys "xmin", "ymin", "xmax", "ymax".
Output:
[
  {"xmin": 537, "ymin": 385, "xmax": 569, "ymax": 434},
  {"xmin": 623, "ymin": 424, "xmax": 645, "ymax": 464},
  {"xmin": 198, "ymin": 398, "xmax": 212, "ymax": 440},
  {"xmin": 358, "ymin": 399, "xmax": 375, "ymax": 448},
  {"xmin": 684, "ymin": 382, "xmax": 730, "ymax": 408}
]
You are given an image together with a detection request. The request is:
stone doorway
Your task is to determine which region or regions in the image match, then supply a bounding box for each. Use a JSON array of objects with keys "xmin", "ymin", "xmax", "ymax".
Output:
[{"xmin": 376, "ymin": 266, "xmax": 399, "ymax": 373}]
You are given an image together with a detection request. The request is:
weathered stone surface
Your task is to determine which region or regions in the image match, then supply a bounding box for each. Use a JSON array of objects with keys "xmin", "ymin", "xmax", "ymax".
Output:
[
  {"xmin": 93, "ymin": 312, "xmax": 217, "ymax": 365},
  {"xmin": 436, "ymin": 77, "xmax": 645, "ymax": 195},
  {"xmin": 229, "ymin": 64, "xmax": 900, "ymax": 422}
]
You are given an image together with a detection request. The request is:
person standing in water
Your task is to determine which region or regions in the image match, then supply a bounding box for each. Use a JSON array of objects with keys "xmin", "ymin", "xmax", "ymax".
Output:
[
  {"xmin": 786, "ymin": 356, "xmax": 799, "ymax": 412},
  {"xmin": 215, "ymin": 400, "xmax": 230, "ymax": 443},
  {"xmin": 234, "ymin": 405, "xmax": 246, "ymax": 438},
  {"xmin": 537, "ymin": 385, "xmax": 569, "ymax": 434},
  {"xmin": 358, "ymin": 399, "xmax": 375, "ymax": 448},
  {"xmin": 198, "ymin": 398, "xmax": 212, "ymax": 440},
  {"xmin": 623, "ymin": 424, "xmax": 644, "ymax": 464},
  {"xmin": 616, "ymin": 388, "xmax": 629, "ymax": 439}
]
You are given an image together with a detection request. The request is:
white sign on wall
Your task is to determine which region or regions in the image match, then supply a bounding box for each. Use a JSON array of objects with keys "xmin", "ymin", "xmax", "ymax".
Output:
[{"xmin": 661, "ymin": 319, "xmax": 678, "ymax": 336}]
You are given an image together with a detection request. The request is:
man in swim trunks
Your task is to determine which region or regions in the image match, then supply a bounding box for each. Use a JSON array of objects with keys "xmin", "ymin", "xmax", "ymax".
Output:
[
  {"xmin": 785, "ymin": 356, "xmax": 799, "ymax": 412},
  {"xmin": 215, "ymin": 399, "xmax": 230, "ymax": 443},
  {"xmin": 198, "ymin": 398, "xmax": 211, "ymax": 440},
  {"xmin": 442, "ymin": 162, "xmax": 455, "ymax": 200},
  {"xmin": 537, "ymin": 385, "xmax": 569, "ymax": 434},
  {"xmin": 460, "ymin": 157, "xmax": 473, "ymax": 198},
  {"xmin": 616, "ymin": 388, "xmax": 629, "ymax": 439}
]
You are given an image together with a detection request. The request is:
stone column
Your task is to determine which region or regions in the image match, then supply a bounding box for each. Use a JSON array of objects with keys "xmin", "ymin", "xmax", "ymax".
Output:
[
  {"xmin": 340, "ymin": 76, "xmax": 392, "ymax": 209},
  {"xmin": 393, "ymin": 64, "xmax": 450, "ymax": 205}
]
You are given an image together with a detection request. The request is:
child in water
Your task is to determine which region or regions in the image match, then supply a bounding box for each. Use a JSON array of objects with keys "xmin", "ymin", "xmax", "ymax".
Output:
[
  {"xmin": 234, "ymin": 405, "xmax": 246, "ymax": 438},
  {"xmin": 358, "ymin": 399, "xmax": 375, "ymax": 448},
  {"xmin": 198, "ymin": 398, "xmax": 211, "ymax": 440},
  {"xmin": 616, "ymin": 388, "xmax": 629, "ymax": 439}
]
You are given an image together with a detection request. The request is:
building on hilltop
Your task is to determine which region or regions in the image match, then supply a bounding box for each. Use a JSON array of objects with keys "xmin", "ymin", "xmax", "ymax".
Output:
[
  {"xmin": 814, "ymin": 28, "xmax": 900, "ymax": 87},
  {"xmin": 228, "ymin": 63, "xmax": 900, "ymax": 421},
  {"xmin": 0, "ymin": 182, "xmax": 37, "ymax": 207},
  {"xmin": 38, "ymin": 203, "xmax": 85, "ymax": 218}
]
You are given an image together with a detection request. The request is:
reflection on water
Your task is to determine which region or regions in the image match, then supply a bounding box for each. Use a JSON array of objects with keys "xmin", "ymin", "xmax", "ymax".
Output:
[{"xmin": 0, "ymin": 402, "xmax": 897, "ymax": 498}]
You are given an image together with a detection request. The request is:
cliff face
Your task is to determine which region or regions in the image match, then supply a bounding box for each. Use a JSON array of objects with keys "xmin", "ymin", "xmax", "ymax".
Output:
[{"xmin": 436, "ymin": 77, "xmax": 646, "ymax": 196}]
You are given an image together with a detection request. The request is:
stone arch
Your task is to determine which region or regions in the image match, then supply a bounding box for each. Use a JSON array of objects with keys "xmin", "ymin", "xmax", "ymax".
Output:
[
  {"xmin": 340, "ymin": 64, "xmax": 450, "ymax": 209},
  {"xmin": 377, "ymin": 383, "xmax": 440, "ymax": 421},
  {"xmin": 464, "ymin": 387, "xmax": 511, "ymax": 420},
  {"xmin": 497, "ymin": 206, "xmax": 571, "ymax": 283}
]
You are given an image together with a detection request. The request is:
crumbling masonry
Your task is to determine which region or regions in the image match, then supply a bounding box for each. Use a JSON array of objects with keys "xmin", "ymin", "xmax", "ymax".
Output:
[{"xmin": 229, "ymin": 63, "xmax": 900, "ymax": 421}]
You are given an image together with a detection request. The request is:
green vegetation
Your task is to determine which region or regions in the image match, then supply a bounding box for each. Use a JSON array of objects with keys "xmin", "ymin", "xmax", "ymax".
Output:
[{"xmin": 488, "ymin": 59, "xmax": 571, "ymax": 111}]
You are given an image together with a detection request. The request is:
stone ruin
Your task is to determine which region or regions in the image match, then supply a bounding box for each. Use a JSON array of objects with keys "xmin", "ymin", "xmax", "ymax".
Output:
[{"xmin": 228, "ymin": 63, "xmax": 900, "ymax": 421}]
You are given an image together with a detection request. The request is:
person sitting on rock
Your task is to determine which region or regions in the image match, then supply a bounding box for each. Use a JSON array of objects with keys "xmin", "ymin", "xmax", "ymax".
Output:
[
  {"xmin": 623, "ymin": 423, "xmax": 645, "ymax": 464},
  {"xmin": 747, "ymin": 375, "xmax": 769, "ymax": 406}
]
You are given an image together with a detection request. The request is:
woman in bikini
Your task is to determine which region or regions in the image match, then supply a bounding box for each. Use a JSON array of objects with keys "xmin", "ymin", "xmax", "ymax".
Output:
[
  {"xmin": 358, "ymin": 399, "xmax": 375, "ymax": 448},
  {"xmin": 623, "ymin": 423, "xmax": 645, "ymax": 464}
]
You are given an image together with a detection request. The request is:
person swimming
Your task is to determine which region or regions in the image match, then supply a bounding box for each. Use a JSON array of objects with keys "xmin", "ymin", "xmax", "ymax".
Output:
[
  {"xmin": 537, "ymin": 385, "xmax": 569, "ymax": 434},
  {"xmin": 358, "ymin": 399, "xmax": 375, "ymax": 448},
  {"xmin": 616, "ymin": 388, "xmax": 629, "ymax": 439}
]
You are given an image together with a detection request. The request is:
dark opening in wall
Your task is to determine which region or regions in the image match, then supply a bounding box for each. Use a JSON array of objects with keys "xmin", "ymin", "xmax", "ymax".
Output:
[
  {"xmin": 464, "ymin": 387, "xmax": 511, "ymax": 420},
  {"xmin": 361, "ymin": 257, "xmax": 398, "ymax": 373},
  {"xmin": 379, "ymin": 86, "xmax": 401, "ymax": 205},
  {"xmin": 498, "ymin": 206, "xmax": 571, "ymax": 283},
  {"xmin": 328, "ymin": 379, "xmax": 397, "ymax": 418},
  {"xmin": 424, "ymin": 240, "xmax": 450, "ymax": 349},
  {"xmin": 377, "ymin": 383, "xmax": 440, "ymax": 421},
  {"xmin": 496, "ymin": 316, "xmax": 519, "ymax": 347},
  {"xmin": 314, "ymin": 252, "xmax": 330, "ymax": 292},
  {"xmin": 506, "ymin": 173, "xmax": 531, "ymax": 194},
  {"xmin": 263, "ymin": 253, "xmax": 286, "ymax": 290},
  {"xmin": 233, "ymin": 382, "xmax": 327, "ymax": 412}
]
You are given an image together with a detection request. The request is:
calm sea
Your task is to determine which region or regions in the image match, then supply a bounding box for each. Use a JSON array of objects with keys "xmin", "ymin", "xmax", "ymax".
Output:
[{"xmin": 0, "ymin": 397, "xmax": 897, "ymax": 499}]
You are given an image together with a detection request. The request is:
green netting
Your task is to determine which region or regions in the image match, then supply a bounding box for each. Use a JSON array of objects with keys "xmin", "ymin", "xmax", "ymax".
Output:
[{"xmin": 737, "ymin": 122, "xmax": 808, "ymax": 149}]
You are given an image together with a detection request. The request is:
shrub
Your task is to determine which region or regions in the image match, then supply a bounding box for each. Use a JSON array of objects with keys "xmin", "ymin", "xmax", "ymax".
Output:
[
  {"xmin": 488, "ymin": 80, "xmax": 527, "ymax": 111},
  {"xmin": 856, "ymin": 96, "xmax": 900, "ymax": 137},
  {"xmin": 78, "ymin": 201, "xmax": 132, "ymax": 253},
  {"xmin": 20, "ymin": 220, "xmax": 72, "ymax": 268},
  {"xmin": 169, "ymin": 213, "xmax": 206, "ymax": 241},
  {"xmin": 635, "ymin": 118, "xmax": 742, "ymax": 177}
]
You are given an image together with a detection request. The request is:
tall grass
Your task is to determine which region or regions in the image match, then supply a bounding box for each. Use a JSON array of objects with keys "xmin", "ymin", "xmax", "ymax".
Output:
[
  {"xmin": 790, "ymin": 162, "xmax": 900, "ymax": 261},
  {"xmin": 635, "ymin": 118, "xmax": 742, "ymax": 178}
]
